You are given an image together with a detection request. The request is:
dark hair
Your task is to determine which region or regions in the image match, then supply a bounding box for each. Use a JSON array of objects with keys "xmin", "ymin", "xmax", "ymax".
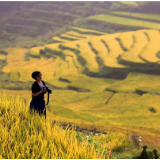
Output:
[{"xmin": 31, "ymin": 71, "xmax": 41, "ymax": 80}]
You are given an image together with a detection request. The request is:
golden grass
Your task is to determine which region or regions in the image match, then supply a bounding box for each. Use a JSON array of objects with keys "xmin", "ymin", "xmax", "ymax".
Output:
[
  {"xmin": 61, "ymin": 40, "xmax": 80, "ymax": 51},
  {"xmin": 63, "ymin": 50, "xmax": 83, "ymax": 73},
  {"xmin": 95, "ymin": 92, "xmax": 142, "ymax": 117},
  {"xmin": 30, "ymin": 46, "xmax": 45, "ymax": 56},
  {"xmin": 63, "ymin": 91, "xmax": 113, "ymax": 112},
  {"xmin": 3, "ymin": 57, "xmax": 62, "ymax": 82},
  {"xmin": 106, "ymin": 72, "xmax": 160, "ymax": 93},
  {"xmin": 0, "ymin": 95, "xmax": 106, "ymax": 159},
  {"xmin": 72, "ymin": 27, "xmax": 107, "ymax": 35},
  {"xmin": 22, "ymin": 58, "xmax": 58, "ymax": 82},
  {"xmin": 10, "ymin": 71, "xmax": 19, "ymax": 82},
  {"xmin": 65, "ymin": 56, "xmax": 79, "ymax": 74},
  {"xmin": 55, "ymin": 60, "xmax": 71, "ymax": 76},
  {"xmin": 140, "ymin": 30, "xmax": 160, "ymax": 63},
  {"xmin": 3, "ymin": 48, "xmax": 28, "ymax": 73},
  {"xmin": 2, "ymin": 29, "xmax": 160, "ymax": 142},
  {"xmin": 0, "ymin": 54, "xmax": 6, "ymax": 60},
  {"xmin": 60, "ymin": 34, "xmax": 83, "ymax": 40},
  {"xmin": 101, "ymin": 33, "xmax": 127, "ymax": 68},
  {"xmin": 78, "ymin": 40, "xmax": 100, "ymax": 73},
  {"xmin": 44, "ymin": 43, "xmax": 61, "ymax": 52},
  {"xmin": 93, "ymin": 132, "xmax": 133, "ymax": 152},
  {"xmin": 136, "ymin": 94, "xmax": 160, "ymax": 114},
  {"xmin": 116, "ymin": 31, "xmax": 135, "ymax": 50},
  {"xmin": 66, "ymin": 31, "xmax": 100, "ymax": 38},
  {"xmin": 0, "ymin": 94, "xmax": 136, "ymax": 158},
  {"xmin": 90, "ymin": 37, "xmax": 109, "ymax": 67},
  {"xmin": 120, "ymin": 30, "xmax": 149, "ymax": 63},
  {"xmin": 0, "ymin": 89, "xmax": 159, "ymax": 148},
  {"xmin": 4, "ymin": 48, "xmax": 28, "ymax": 63}
]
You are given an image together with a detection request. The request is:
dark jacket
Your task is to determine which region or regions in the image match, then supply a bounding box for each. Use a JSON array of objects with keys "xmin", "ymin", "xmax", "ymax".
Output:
[{"xmin": 31, "ymin": 80, "xmax": 45, "ymax": 101}]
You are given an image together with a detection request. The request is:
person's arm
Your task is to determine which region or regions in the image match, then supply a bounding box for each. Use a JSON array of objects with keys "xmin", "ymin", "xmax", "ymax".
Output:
[
  {"xmin": 32, "ymin": 89, "xmax": 44, "ymax": 97},
  {"xmin": 32, "ymin": 82, "xmax": 46, "ymax": 98}
]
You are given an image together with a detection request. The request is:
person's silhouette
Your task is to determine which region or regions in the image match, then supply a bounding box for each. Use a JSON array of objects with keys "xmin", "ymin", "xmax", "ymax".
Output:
[
  {"xmin": 140, "ymin": 146, "xmax": 148, "ymax": 159},
  {"xmin": 153, "ymin": 149, "xmax": 159, "ymax": 159}
]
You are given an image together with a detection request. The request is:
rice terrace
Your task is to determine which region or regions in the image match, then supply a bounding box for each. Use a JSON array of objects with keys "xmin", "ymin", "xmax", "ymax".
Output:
[{"xmin": 1, "ymin": 1, "xmax": 160, "ymax": 159}]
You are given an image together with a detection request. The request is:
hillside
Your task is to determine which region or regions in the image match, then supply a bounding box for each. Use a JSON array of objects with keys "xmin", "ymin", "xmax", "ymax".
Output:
[
  {"xmin": 1, "ymin": 1, "xmax": 160, "ymax": 49},
  {"xmin": 1, "ymin": 28, "xmax": 160, "ymax": 88},
  {"xmin": 0, "ymin": 1, "xmax": 112, "ymax": 49},
  {"xmin": 1, "ymin": 27, "xmax": 160, "ymax": 148},
  {"xmin": 0, "ymin": 95, "xmax": 104, "ymax": 159},
  {"xmin": 1, "ymin": 1, "xmax": 160, "ymax": 151}
]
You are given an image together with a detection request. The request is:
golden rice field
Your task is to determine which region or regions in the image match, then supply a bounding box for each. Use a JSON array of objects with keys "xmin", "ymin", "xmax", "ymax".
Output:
[
  {"xmin": 52, "ymin": 36, "xmax": 69, "ymax": 42},
  {"xmin": 52, "ymin": 27, "xmax": 108, "ymax": 43},
  {"xmin": 60, "ymin": 40, "xmax": 80, "ymax": 51},
  {"xmin": 2, "ymin": 26, "xmax": 160, "ymax": 149},
  {"xmin": 2, "ymin": 28, "xmax": 160, "ymax": 92},
  {"xmin": 65, "ymin": 31, "xmax": 98, "ymax": 39},
  {"xmin": 100, "ymin": 33, "xmax": 128, "ymax": 68},
  {"xmin": 63, "ymin": 50, "xmax": 83, "ymax": 73},
  {"xmin": 0, "ymin": 54, "xmax": 6, "ymax": 60},
  {"xmin": 0, "ymin": 95, "xmax": 134, "ymax": 159},
  {"xmin": 45, "ymin": 43, "xmax": 61, "ymax": 51},
  {"xmin": 120, "ymin": 30, "xmax": 148, "ymax": 64},
  {"xmin": 72, "ymin": 27, "xmax": 107, "ymax": 35},
  {"xmin": 89, "ymin": 37, "xmax": 109, "ymax": 67},
  {"xmin": 4, "ymin": 47, "xmax": 28, "ymax": 65},
  {"xmin": 78, "ymin": 40, "xmax": 100, "ymax": 73},
  {"xmin": 60, "ymin": 34, "xmax": 83, "ymax": 40},
  {"xmin": 30, "ymin": 46, "xmax": 45, "ymax": 56},
  {"xmin": 139, "ymin": 30, "xmax": 160, "ymax": 63},
  {"xmin": 116, "ymin": 31, "xmax": 134, "ymax": 50},
  {"xmin": 0, "ymin": 96, "xmax": 99, "ymax": 159},
  {"xmin": 106, "ymin": 72, "xmax": 160, "ymax": 94}
]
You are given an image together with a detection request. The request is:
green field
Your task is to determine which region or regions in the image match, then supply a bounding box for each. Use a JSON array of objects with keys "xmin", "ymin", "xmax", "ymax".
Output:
[
  {"xmin": 89, "ymin": 14, "xmax": 160, "ymax": 30},
  {"xmin": 113, "ymin": 11, "xmax": 160, "ymax": 21},
  {"xmin": 119, "ymin": 1, "xmax": 138, "ymax": 5}
]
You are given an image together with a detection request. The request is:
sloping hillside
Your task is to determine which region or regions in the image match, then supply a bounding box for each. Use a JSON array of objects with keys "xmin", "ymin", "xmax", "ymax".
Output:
[
  {"xmin": 1, "ymin": 1, "xmax": 160, "ymax": 149},
  {"xmin": 1, "ymin": 1, "xmax": 160, "ymax": 49}
]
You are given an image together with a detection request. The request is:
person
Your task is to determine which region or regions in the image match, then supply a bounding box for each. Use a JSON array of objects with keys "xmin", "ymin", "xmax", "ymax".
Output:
[{"xmin": 30, "ymin": 71, "xmax": 47, "ymax": 117}]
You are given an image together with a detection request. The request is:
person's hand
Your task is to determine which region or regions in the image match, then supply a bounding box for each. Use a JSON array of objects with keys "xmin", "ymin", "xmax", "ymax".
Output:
[{"xmin": 42, "ymin": 87, "xmax": 47, "ymax": 93}]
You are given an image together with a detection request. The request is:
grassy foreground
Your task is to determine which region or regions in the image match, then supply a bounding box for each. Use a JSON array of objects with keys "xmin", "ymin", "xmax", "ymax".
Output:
[{"xmin": 0, "ymin": 95, "xmax": 134, "ymax": 159}]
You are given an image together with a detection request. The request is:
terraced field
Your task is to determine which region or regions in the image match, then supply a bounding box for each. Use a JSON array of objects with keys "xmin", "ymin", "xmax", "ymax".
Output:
[
  {"xmin": 2, "ymin": 28, "xmax": 160, "ymax": 88},
  {"xmin": 112, "ymin": 11, "xmax": 160, "ymax": 21},
  {"xmin": 119, "ymin": 1, "xmax": 138, "ymax": 5},
  {"xmin": 0, "ymin": 54, "xmax": 6, "ymax": 60},
  {"xmin": 1, "ymin": 2, "xmax": 160, "ymax": 50},
  {"xmin": 89, "ymin": 14, "xmax": 160, "ymax": 30},
  {"xmin": 0, "ymin": 1, "xmax": 114, "ymax": 50},
  {"xmin": 2, "ymin": 26, "xmax": 160, "ymax": 147},
  {"xmin": 3, "ymin": 2, "xmax": 160, "ymax": 153}
]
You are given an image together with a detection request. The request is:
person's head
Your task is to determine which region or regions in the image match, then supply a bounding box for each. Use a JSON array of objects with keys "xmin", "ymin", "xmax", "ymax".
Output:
[{"xmin": 31, "ymin": 71, "xmax": 42, "ymax": 81}]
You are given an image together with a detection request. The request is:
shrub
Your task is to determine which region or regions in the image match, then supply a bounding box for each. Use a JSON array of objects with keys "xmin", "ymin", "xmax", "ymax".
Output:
[{"xmin": 148, "ymin": 107, "xmax": 156, "ymax": 113}]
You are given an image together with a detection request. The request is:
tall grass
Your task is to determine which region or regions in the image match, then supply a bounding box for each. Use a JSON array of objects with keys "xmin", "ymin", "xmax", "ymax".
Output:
[{"xmin": 0, "ymin": 95, "xmax": 106, "ymax": 159}]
